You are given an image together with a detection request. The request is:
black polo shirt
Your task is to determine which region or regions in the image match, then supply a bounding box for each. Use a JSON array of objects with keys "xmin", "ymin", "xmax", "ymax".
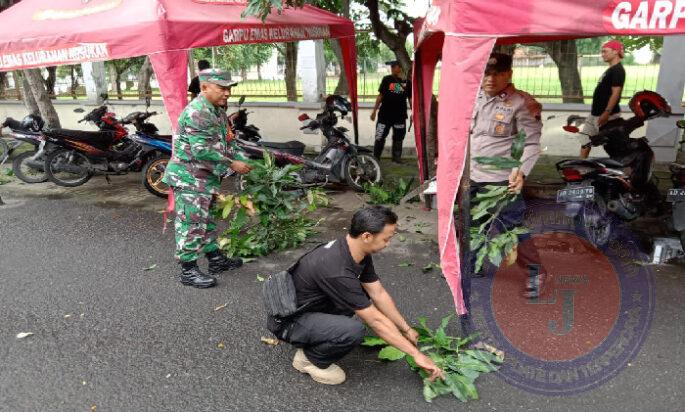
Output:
[{"xmin": 292, "ymin": 238, "xmax": 378, "ymax": 316}]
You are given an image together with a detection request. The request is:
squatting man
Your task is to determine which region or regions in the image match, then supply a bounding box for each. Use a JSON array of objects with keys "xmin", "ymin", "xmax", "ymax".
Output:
[{"xmin": 268, "ymin": 206, "xmax": 445, "ymax": 385}]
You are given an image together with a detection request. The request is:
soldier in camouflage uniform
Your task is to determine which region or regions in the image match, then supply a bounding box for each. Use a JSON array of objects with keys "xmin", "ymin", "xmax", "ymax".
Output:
[{"xmin": 163, "ymin": 68, "xmax": 252, "ymax": 288}]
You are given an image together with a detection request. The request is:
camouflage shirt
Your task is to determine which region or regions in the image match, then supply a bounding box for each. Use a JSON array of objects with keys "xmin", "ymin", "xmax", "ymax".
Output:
[{"xmin": 163, "ymin": 95, "xmax": 235, "ymax": 194}]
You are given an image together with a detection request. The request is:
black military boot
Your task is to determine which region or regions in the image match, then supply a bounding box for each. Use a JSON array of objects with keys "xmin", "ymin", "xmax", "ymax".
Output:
[
  {"xmin": 391, "ymin": 139, "xmax": 403, "ymax": 163},
  {"xmin": 207, "ymin": 250, "xmax": 243, "ymax": 275},
  {"xmin": 373, "ymin": 139, "xmax": 385, "ymax": 160},
  {"xmin": 180, "ymin": 261, "xmax": 217, "ymax": 288}
]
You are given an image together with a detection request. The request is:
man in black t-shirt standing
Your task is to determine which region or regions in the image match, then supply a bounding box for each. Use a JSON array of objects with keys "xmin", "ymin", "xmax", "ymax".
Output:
[
  {"xmin": 268, "ymin": 206, "xmax": 444, "ymax": 385},
  {"xmin": 580, "ymin": 40, "xmax": 626, "ymax": 158},
  {"xmin": 371, "ymin": 61, "xmax": 411, "ymax": 163}
]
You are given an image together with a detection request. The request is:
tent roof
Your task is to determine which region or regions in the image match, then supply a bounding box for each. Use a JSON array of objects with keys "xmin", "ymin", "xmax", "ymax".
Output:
[
  {"xmin": 0, "ymin": 0, "xmax": 355, "ymax": 71},
  {"xmin": 412, "ymin": 0, "xmax": 685, "ymax": 316},
  {"xmin": 417, "ymin": 0, "xmax": 685, "ymax": 48}
]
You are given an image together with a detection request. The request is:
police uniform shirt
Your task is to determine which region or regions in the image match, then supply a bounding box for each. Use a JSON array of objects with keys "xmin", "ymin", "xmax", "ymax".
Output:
[{"xmin": 470, "ymin": 84, "xmax": 543, "ymax": 183}]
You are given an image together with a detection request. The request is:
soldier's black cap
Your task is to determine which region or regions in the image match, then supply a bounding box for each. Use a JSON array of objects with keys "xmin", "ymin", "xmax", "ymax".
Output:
[
  {"xmin": 385, "ymin": 60, "xmax": 401, "ymax": 67},
  {"xmin": 484, "ymin": 53, "xmax": 513, "ymax": 74}
]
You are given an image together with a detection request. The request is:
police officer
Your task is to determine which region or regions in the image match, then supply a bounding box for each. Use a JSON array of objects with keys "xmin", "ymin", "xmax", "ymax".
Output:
[
  {"xmin": 370, "ymin": 61, "xmax": 411, "ymax": 163},
  {"xmin": 465, "ymin": 53, "xmax": 545, "ymax": 299},
  {"xmin": 163, "ymin": 68, "xmax": 252, "ymax": 289}
]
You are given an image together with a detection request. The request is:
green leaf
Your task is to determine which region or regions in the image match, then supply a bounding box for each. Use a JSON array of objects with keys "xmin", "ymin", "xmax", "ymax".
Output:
[
  {"xmin": 378, "ymin": 346, "xmax": 406, "ymax": 361},
  {"xmin": 422, "ymin": 262, "xmax": 441, "ymax": 273},
  {"xmin": 256, "ymin": 274, "xmax": 265, "ymax": 282},
  {"xmin": 398, "ymin": 235, "xmax": 407, "ymax": 242},
  {"xmin": 511, "ymin": 130, "xmax": 527, "ymax": 161},
  {"xmin": 361, "ymin": 336, "xmax": 387, "ymax": 347},
  {"xmin": 143, "ymin": 263, "xmax": 157, "ymax": 271},
  {"xmin": 473, "ymin": 156, "xmax": 522, "ymax": 170},
  {"xmin": 397, "ymin": 262, "xmax": 413, "ymax": 267}
]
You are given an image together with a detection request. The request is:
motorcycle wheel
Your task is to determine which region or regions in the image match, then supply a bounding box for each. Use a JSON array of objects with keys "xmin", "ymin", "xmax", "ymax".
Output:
[
  {"xmin": 45, "ymin": 149, "xmax": 92, "ymax": 187},
  {"xmin": 12, "ymin": 150, "xmax": 48, "ymax": 183},
  {"xmin": 142, "ymin": 156, "xmax": 169, "ymax": 198},
  {"xmin": 576, "ymin": 196, "xmax": 613, "ymax": 249},
  {"xmin": 343, "ymin": 154, "xmax": 382, "ymax": 192}
]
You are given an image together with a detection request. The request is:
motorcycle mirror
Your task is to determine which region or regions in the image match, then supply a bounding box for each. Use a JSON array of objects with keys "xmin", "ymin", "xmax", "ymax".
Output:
[
  {"xmin": 73, "ymin": 108, "xmax": 85, "ymax": 113},
  {"xmin": 563, "ymin": 125, "xmax": 580, "ymax": 133},
  {"xmin": 238, "ymin": 96, "xmax": 245, "ymax": 106},
  {"xmin": 676, "ymin": 120, "xmax": 685, "ymax": 129},
  {"xmin": 298, "ymin": 113, "xmax": 310, "ymax": 121}
]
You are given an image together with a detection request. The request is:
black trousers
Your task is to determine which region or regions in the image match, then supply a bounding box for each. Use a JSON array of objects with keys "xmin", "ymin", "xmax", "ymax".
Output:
[
  {"xmin": 270, "ymin": 312, "xmax": 365, "ymax": 369},
  {"xmin": 461, "ymin": 181, "xmax": 543, "ymax": 312},
  {"xmin": 373, "ymin": 120, "xmax": 406, "ymax": 161}
]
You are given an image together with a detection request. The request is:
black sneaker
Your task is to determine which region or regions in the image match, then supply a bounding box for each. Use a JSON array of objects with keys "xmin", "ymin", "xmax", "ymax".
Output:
[
  {"xmin": 207, "ymin": 253, "xmax": 243, "ymax": 275},
  {"xmin": 180, "ymin": 261, "xmax": 217, "ymax": 288}
]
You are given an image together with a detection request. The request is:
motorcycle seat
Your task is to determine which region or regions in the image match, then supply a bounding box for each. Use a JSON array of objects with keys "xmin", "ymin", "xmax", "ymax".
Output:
[
  {"xmin": 44, "ymin": 129, "xmax": 117, "ymax": 146},
  {"xmin": 596, "ymin": 158, "xmax": 625, "ymax": 168},
  {"xmin": 671, "ymin": 162, "xmax": 685, "ymax": 170},
  {"xmin": 258, "ymin": 140, "xmax": 305, "ymax": 156}
]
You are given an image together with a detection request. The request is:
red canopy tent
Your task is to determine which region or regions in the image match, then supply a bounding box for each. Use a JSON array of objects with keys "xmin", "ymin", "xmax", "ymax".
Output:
[
  {"xmin": 413, "ymin": 0, "xmax": 685, "ymax": 315},
  {"xmin": 0, "ymin": 0, "xmax": 358, "ymax": 134}
]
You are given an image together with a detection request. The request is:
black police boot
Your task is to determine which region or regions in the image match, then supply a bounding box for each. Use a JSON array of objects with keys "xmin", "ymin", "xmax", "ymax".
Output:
[
  {"xmin": 207, "ymin": 250, "xmax": 243, "ymax": 275},
  {"xmin": 180, "ymin": 261, "xmax": 217, "ymax": 288},
  {"xmin": 373, "ymin": 139, "xmax": 385, "ymax": 160},
  {"xmin": 391, "ymin": 139, "xmax": 403, "ymax": 163},
  {"xmin": 522, "ymin": 264, "xmax": 545, "ymax": 299}
]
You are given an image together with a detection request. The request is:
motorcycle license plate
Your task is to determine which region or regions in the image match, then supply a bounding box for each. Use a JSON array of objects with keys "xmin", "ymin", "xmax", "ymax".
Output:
[
  {"xmin": 556, "ymin": 186, "xmax": 594, "ymax": 203},
  {"xmin": 667, "ymin": 188, "xmax": 685, "ymax": 202}
]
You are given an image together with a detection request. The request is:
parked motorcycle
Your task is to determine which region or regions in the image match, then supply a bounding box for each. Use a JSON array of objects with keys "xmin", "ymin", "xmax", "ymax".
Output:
[
  {"xmin": 43, "ymin": 106, "xmax": 144, "ymax": 187},
  {"xmin": 122, "ymin": 110, "xmax": 172, "ymax": 198},
  {"xmin": 0, "ymin": 113, "xmax": 44, "ymax": 164},
  {"xmin": 556, "ymin": 90, "xmax": 670, "ymax": 248},
  {"xmin": 229, "ymin": 95, "xmax": 306, "ymax": 157},
  {"xmin": 668, "ymin": 120, "xmax": 685, "ymax": 251},
  {"xmin": 234, "ymin": 95, "xmax": 381, "ymax": 191}
]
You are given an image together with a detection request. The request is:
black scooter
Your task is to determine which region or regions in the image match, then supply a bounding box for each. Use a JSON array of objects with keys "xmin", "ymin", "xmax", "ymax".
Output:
[
  {"xmin": 235, "ymin": 95, "xmax": 382, "ymax": 191},
  {"xmin": 1, "ymin": 114, "xmax": 49, "ymax": 183},
  {"xmin": 668, "ymin": 120, "xmax": 685, "ymax": 251},
  {"xmin": 556, "ymin": 90, "xmax": 670, "ymax": 248},
  {"xmin": 229, "ymin": 95, "xmax": 306, "ymax": 157}
]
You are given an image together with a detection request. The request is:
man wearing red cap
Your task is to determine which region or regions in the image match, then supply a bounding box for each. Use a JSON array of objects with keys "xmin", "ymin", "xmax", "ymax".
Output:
[{"xmin": 580, "ymin": 39, "xmax": 626, "ymax": 158}]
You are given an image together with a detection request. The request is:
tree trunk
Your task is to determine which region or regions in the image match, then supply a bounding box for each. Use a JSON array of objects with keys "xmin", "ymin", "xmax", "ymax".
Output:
[
  {"xmin": 285, "ymin": 42, "xmax": 298, "ymax": 102},
  {"xmin": 44, "ymin": 66, "xmax": 57, "ymax": 98},
  {"xmin": 257, "ymin": 63, "xmax": 262, "ymax": 81},
  {"xmin": 541, "ymin": 40, "xmax": 584, "ymax": 103},
  {"xmin": 331, "ymin": 40, "xmax": 348, "ymax": 96},
  {"xmin": 24, "ymin": 68, "xmax": 60, "ymax": 128},
  {"xmin": 365, "ymin": 0, "xmax": 413, "ymax": 77},
  {"xmin": 137, "ymin": 56, "xmax": 154, "ymax": 100},
  {"xmin": 241, "ymin": 67, "xmax": 248, "ymax": 81},
  {"xmin": 0, "ymin": 72, "xmax": 5, "ymax": 98},
  {"xmin": 69, "ymin": 66, "xmax": 79, "ymax": 99},
  {"xmin": 16, "ymin": 71, "xmax": 39, "ymax": 114},
  {"xmin": 115, "ymin": 72, "xmax": 123, "ymax": 100},
  {"xmin": 108, "ymin": 65, "xmax": 117, "ymax": 97},
  {"xmin": 333, "ymin": 0, "xmax": 350, "ymax": 96}
]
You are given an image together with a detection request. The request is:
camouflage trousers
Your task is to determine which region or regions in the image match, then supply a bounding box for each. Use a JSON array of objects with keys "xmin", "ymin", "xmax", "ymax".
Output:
[{"xmin": 173, "ymin": 189, "xmax": 219, "ymax": 263}]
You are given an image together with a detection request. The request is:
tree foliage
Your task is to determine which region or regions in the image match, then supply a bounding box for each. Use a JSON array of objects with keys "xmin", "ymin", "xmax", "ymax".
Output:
[{"xmin": 192, "ymin": 44, "xmax": 275, "ymax": 75}]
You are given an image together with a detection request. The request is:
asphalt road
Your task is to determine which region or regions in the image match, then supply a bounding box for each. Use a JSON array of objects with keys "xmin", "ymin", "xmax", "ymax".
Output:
[{"xmin": 0, "ymin": 190, "xmax": 683, "ymax": 412}]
